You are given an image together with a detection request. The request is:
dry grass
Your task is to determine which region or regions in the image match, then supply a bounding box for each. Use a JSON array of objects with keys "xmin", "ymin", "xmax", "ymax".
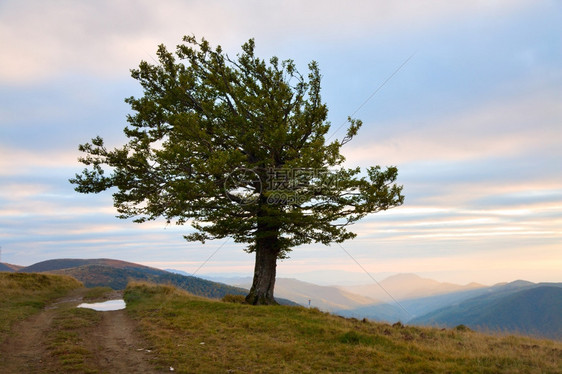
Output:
[
  {"xmin": 124, "ymin": 282, "xmax": 562, "ymax": 373},
  {"xmin": 0, "ymin": 274, "xmax": 123, "ymax": 373},
  {"xmin": 45, "ymin": 307, "xmax": 102, "ymax": 373},
  {"xmin": 82, "ymin": 286, "xmax": 115, "ymax": 301},
  {"xmin": 0, "ymin": 272, "xmax": 82, "ymax": 343}
]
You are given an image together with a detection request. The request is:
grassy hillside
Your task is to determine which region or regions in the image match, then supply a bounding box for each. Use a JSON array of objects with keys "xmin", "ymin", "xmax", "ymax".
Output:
[
  {"xmin": 124, "ymin": 282, "xmax": 562, "ymax": 373},
  {"xmin": 0, "ymin": 272, "xmax": 82, "ymax": 343}
]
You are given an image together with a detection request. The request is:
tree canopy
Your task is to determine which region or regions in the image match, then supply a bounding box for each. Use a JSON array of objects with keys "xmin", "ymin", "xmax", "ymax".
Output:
[{"xmin": 70, "ymin": 36, "xmax": 404, "ymax": 304}]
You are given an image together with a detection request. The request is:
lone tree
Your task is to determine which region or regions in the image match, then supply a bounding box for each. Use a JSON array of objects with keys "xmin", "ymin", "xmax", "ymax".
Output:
[{"xmin": 70, "ymin": 36, "xmax": 404, "ymax": 305}]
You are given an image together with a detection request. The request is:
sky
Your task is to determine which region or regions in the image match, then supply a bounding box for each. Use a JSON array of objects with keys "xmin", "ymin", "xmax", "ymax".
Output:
[{"xmin": 1, "ymin": 0, "xmax": 561, "ymax": 287}]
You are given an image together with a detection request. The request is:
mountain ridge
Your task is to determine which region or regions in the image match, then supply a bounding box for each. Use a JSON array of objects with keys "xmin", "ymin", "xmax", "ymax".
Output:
[
  {"xmin": 9, "ymin": 258, "xmax": 299, "ymax": 305},
  {"xmin": 235, "ymin": 277, "xmax": 379, "ymax": 312},
  {"xmin": 410, "ymin": 284, "xmax": 562, "ymax": 340},
  {"xmin": 4, "ymin": 260, "xmax": 560, "ymax": 339},
  {"xmin": 342, "ymin": 273, "xmax": 486, "ymax": 301},
  {"xmin": 0, "ymin": 262, "xmax": 24, "ymax": 272},
  {"xmin": 18, "ymin": 258, "xmax": 162, "ymax": 273}
]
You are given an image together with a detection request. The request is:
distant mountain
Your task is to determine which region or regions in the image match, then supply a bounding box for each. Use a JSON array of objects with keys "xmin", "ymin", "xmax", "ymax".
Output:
[
  {"xmin": 411, "ymin": 282, "xmax": 562, "ymax": 340},
  {"xmin": 336, "ymin": 274, "xmax": 487, "ymax": 323},
  {"xmin": 338, "ymin": 301, "xmax": 409, "ymax": 323},
  {"xmin": 19, "ymin": 258, "xmax": 162, "ymax": 273},
  {"xmin": 342, "ymin": 273, "xmax": 485, "ymax": 301},
  {"xmin": 231, "ymin": 277, "xmax": 377, "ymax": 312},
  {"xmin": 17, "ymin": 258, "xmax": 248, "ymax": 300},
  {"xmin": 276, "ymin": 278, "xmax": 378, "ymax": 311},
  {"xmin": 203, "ymin": 275, "xmax": 253, "ymax": 286},
  {"xmin": 52, "ymin": 264, "xmax": 252, "ymax": 299},
  {"xmin": 337, "ymin": 278, "xmax": 562, "ymax": 342},
  {"xmin": 165, "ymin": 269, "xmax": 191, "ymax": 276},
  {"xmin": 400, "ymin": 287, "xmax": 492, "ymax": 319},
  {"xmin": 211, "ymin": 273, "xmax": 492, "ymax": 314},
  {"xmin": 338, "ymin": 287, "xmax": 495, "ymax": 323},
  {"xmin": 17, "ymin": 259, "xmax": 298, "ymax": 305},
  {"xmin": 0, "ymin": 262, "xmax": 24, "ymax": 272},
  {"xmin": 199, "ymin": 275, "xmax": 378, "ymax": 311}
]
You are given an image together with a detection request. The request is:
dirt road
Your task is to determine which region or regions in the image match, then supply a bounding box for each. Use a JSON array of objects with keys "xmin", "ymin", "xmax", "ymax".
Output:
[{"xmin": 0, "ymin": 289, "xmax": 158, "ymax": 373}]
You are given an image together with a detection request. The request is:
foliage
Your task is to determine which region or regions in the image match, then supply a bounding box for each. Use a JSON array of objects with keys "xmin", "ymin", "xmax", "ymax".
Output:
[
  {"xmin": 124, "ymin": 282, "xmax": 562, "ymax": 373},
  {"xmin": 70, "ymin": 35, "xmax": 404, "ymax": 249},
  {"xmin": 70, "ymin": 35, "xmax": 404, "ymax": 303}
]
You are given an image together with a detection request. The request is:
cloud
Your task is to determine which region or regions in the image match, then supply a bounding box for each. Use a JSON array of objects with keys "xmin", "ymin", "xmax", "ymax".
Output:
[
  {"xmin": 0, "ymin": 0, "xmax": 536, "ymax": 83},
  {"xmin": 1, "ymin": 0, "xmax": 559, "ymax": 286},
  {"xmin": 344, "ymin": 87, "xmax": 562, "ymax": 166},
  {"xmin": 274, "ymin": 232, "xmax": 562, "ymax": 285},
  {"xmin": 0, "ymin": 147, "xmax": 78, "ymax": 177}
]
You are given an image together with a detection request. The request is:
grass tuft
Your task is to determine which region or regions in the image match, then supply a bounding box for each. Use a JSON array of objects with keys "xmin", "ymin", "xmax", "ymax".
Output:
[
  {"xmin": 455, "ymin": 324, "xmax": 472, "ymax": 332},
  {"xmin": 338, "ymin": 330, "xmax": 375, "ymax": 345},
  {"xmin": 221, "ymin": 294, "xmax": 247, "ymax": 304},
  {"xmin": 83, "ymin": 286, "xmax": 114, "ymax": 301}
]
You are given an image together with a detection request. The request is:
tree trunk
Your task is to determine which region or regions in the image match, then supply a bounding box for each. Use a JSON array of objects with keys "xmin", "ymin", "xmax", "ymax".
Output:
[
  {"xmin": 245, "ymin": 245, "xmax": 279, "ymax": 305},
  {"xmin": 245, "ymin": 202, "xmax": 281, "ymax": 305}
]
